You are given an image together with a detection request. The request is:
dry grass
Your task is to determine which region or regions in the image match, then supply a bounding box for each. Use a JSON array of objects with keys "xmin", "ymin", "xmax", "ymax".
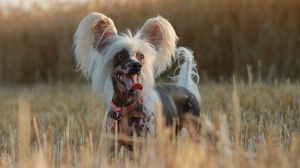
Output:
[
  {"xmin": 0, "ymin": 0, "xmax": 300, "ymax": 83},
  {"xmin": 0, "ymin": 80, "xmax": 299, "ymax": 167}
]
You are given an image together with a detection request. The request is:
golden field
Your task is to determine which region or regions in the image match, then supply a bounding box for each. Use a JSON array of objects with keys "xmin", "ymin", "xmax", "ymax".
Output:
[
  {"xmin": 0, "ymin": 0, "xmax": 299, "ymax": 83},
  {"xmin": 0, "ymin": 80, "xmax": 299, "ymax": 167},
  {"xmin": 0, "ymin": 0, "xmax": 300, "ymax": 167}
]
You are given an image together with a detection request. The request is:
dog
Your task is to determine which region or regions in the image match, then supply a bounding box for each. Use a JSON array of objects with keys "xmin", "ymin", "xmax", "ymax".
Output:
[{"xmin": 73, "ymin": 12, "xmax": 203, "ymax": 156}]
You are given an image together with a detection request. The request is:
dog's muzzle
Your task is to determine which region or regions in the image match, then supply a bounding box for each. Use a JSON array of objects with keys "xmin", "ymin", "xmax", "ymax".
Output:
[{"xmin": 115, "ymin": 62, "xmax": 143, "ymax": 91}]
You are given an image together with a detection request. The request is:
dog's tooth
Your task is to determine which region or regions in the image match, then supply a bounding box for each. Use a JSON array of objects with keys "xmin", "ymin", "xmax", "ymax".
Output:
[{"xmin": 117, "ymin": 73, "xmax": 122, "ymax": 80}]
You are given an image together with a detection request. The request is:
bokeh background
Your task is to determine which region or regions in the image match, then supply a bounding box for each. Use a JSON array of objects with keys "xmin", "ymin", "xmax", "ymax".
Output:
[{"xmin": 0, "ymin": 0, "xmax": 299, "ymax": 83}]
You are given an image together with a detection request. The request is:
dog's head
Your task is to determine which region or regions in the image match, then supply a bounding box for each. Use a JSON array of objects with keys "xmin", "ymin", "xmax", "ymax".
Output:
[
  {"xmin": 74, "ymin": 13, "xmax": 178, "ymax": 102},
  {"xmin": 113, "ymin": 48, "xmax": 143, "ymax": 91}
]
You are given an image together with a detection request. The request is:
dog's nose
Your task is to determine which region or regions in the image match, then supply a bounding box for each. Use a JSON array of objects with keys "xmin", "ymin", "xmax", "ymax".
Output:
[
  {"xmin": 131, "ymin": 62, "xmax": 142, "ymax": 70},
  {"xmin": 129, "ymin": 62, "xmax": 142, "ymax": 75}
]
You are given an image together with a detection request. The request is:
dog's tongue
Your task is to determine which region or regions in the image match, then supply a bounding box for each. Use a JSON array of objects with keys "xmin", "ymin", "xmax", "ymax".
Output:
[{"xmin": 123, "ymin": 74, "xmax": 143, "ymax": 91}]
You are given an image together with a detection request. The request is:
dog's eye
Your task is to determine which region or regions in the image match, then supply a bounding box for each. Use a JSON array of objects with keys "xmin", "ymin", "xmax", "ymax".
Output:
[{"xmin": 139, "ymin": 54, "xmax": 144, "ymax": 60}]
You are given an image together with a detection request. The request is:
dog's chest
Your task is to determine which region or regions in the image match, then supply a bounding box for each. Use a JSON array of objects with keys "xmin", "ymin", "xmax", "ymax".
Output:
[{"xmin": 106, "ymin": 111, "xmax": 155, "ymax": 137}]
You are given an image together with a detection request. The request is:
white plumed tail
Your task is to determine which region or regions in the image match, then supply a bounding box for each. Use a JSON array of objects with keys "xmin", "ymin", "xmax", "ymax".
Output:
[{"xmin": 171, "ymin": 47, "xmax": 201, "ymax": 103}]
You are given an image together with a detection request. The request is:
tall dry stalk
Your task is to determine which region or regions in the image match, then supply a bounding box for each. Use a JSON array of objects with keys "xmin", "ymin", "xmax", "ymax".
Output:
[
  {"xmin": 17, "ymin": 94, "xmax": 31, "ymax": 165},
  {"xmin": 232, "ymin": 76, "xmax": 241, "ymax": 149}
]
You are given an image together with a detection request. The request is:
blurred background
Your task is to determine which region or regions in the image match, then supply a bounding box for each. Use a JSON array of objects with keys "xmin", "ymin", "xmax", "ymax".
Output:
[{"xmin": 0, "ymin": 0, "xmax": 299, "ymax": 84}]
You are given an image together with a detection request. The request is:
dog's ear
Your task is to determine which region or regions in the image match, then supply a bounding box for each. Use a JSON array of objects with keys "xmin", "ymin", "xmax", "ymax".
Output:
[
  {"xmin": 139, "ymin": 16, "xmax": 178, "ymax": 77},
  {"xmin": 93, "ymin": 15, "xmax": 117, "ymax": 52},
  {"xmin": 74, "ymin": 12, "xmax": 117, "ymax": 79}
]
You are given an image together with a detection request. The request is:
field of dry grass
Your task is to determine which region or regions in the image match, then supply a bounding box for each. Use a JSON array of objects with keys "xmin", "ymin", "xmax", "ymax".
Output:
[
  {"xmin": 0, "ymin": 0, "xmax": 299, "ymax": 83},
  {"xmin": 0, "ymin": 0, "xmax": 300, "ymax": 167},
  {"xmin": 0, "ymin": 80, "xmax": 299, "ymax": 167}
]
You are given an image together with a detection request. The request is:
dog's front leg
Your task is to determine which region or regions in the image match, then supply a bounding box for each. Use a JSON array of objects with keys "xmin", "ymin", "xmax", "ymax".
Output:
[
  {"xmin": 107, "ymin": 138, "xmax": 121, "ymax": 162},
  {"xmin": 106, "ymin": 116, "xmax": 121, "ymax": 162}
]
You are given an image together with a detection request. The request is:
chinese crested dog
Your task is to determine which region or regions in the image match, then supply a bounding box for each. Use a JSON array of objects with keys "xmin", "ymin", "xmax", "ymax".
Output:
[{"xmin": 74, "ymin": 12, "xmax": 203, "ymax": 155}]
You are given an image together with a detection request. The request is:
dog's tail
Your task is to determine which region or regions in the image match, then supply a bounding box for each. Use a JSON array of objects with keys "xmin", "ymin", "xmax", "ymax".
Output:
[{"xmin": 171, "ymin": 47, "xmax": 201, "ymax": 103}]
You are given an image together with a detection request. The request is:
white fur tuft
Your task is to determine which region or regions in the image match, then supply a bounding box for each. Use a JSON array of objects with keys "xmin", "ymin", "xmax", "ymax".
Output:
[{"xmin": 171, "ymin": 47, "xmax": 201, "ymax": 103}]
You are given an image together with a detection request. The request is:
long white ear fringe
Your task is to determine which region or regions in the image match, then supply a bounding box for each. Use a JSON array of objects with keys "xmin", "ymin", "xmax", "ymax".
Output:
[
  {"xmin": 73, "ymin": 12, "xmax": 117, "ymax": 79},
  {"xmin": 139, "ymin": 16, "xmax": 178, "ymax": 77}
]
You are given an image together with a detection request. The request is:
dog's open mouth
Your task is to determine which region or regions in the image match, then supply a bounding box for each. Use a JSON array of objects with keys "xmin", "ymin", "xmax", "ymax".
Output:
[{"xmin": 116, "ymin": 72, "xmax": 143, "ymax": 91}]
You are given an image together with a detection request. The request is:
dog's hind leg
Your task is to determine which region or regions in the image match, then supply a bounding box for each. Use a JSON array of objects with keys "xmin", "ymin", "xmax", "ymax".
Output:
[{"xmin": 181, "ymin": 113, "xmax": 206, "ymax": 145}]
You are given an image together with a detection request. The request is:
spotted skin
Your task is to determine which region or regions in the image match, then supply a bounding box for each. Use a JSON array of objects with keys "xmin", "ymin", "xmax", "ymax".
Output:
[
  {"xmin": 106, "ymin": 107, "xmax": 155, "ymax": 152},
  {"xmin": 106, "ymin": 84, "xmax": 201, "ymax": 153}
]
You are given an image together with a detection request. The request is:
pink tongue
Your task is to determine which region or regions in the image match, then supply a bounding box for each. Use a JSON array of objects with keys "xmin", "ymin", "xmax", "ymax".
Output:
[{"xmin": 123, "ymin": 74, "xmax": 143, "ymax": 91}]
